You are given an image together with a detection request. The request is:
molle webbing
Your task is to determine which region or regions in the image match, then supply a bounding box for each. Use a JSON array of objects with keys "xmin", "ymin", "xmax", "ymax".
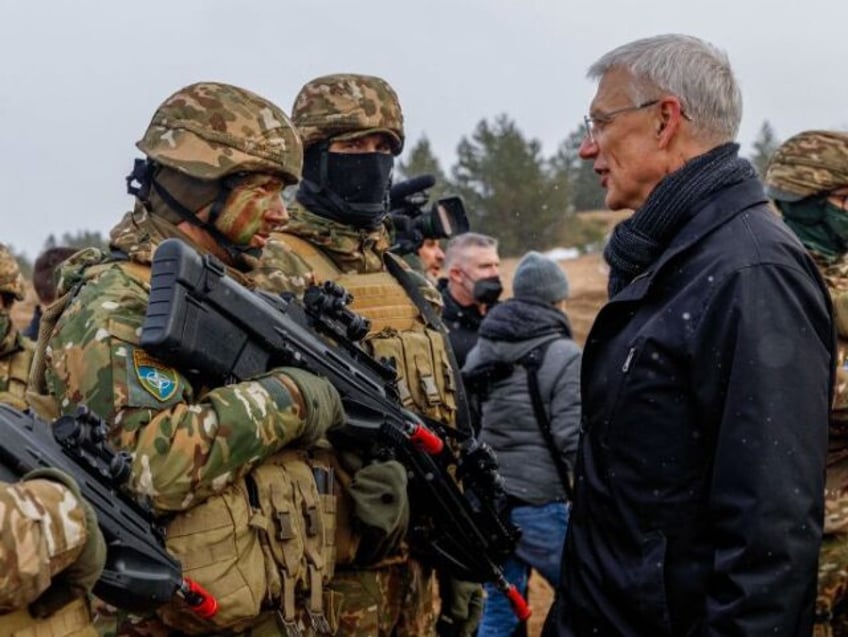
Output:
[{"xmin": 0, "ymin": 598, "xmax": 95, "ymax": 637}]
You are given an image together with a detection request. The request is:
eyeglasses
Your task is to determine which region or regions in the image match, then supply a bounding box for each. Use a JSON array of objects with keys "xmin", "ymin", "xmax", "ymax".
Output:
[{"xmin": 583, "ymin": 99, "xmax": 692, "ymax": 144}]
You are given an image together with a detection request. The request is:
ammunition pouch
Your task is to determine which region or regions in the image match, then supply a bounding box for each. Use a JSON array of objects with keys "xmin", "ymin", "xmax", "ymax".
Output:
[{"xmin": 157, "ymin": 450, "xmax": 337, "ymax": 635}]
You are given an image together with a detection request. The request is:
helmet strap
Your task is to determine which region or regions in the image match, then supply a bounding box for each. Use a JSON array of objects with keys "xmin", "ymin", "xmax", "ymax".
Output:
[
  {"xmin": 146, "ymin": 167, "xmax": 254, "ymax": 265},
  {"xmin": 126, "ymin": 158, "xmax": 156, "ymax": 203}
]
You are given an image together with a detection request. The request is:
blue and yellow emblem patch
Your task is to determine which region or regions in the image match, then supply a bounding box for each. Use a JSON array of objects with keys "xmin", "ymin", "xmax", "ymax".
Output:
[{"xmin": 133, "ymin": 349, "xmax": 179, "ymax": 402}]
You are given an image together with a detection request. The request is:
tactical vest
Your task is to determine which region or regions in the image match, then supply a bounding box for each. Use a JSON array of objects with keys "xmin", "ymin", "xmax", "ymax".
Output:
[
  {"xmin": 274, "ymin": 233, "xmax": 459, "ymax": 426},
  {"xmin": 0, "ymin": 337, "xmax": 34, "ymax": 411},
  {"xmin": 0, "ymin": 598, "xmax": 96, "ymax": 637},
  {"xmin": 27, "ymin": 256, "xmax": 339, "ymax": 635},
  {"xmin": 157, "ymin": 448, "xmax": 337, "ymax": 636}
]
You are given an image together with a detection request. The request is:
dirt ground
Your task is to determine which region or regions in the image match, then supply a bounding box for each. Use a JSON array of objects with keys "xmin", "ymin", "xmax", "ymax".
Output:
[{"xmin": 9, "ymin": 220, "xmax": 620, "ymax": 636}]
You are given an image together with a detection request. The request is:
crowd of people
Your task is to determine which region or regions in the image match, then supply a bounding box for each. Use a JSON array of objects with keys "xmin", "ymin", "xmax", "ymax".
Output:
[{"xmin": 1, "ymin": 30, "xmax": 847, "ymax": 637}]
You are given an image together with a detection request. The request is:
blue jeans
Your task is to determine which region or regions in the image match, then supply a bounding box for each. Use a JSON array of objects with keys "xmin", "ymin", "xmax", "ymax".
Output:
[{"xmin": 478, "ymin": 501, "xmax": 569, "ymax": 637}]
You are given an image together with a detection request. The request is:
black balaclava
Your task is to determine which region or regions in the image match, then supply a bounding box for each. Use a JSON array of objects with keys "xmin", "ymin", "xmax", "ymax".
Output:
[{"xmin": 297, "ymin": 143, "xmax": 394, "ymax": 229}]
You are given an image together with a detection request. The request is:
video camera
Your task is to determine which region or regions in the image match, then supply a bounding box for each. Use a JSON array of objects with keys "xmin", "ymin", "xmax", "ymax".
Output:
[{"xmin": 388, "ymin": 174, "xmax": 469, "ymax": 255}]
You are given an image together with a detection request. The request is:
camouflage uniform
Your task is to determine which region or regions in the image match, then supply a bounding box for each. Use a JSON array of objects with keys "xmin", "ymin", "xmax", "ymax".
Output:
[
  {"xmin": 252, "ymin": 74, "xmax": 462, "ymax": 637},
  {"xmin": 29, "ymin": 83, "xmax": 344, "ymax": 636},
  {"xmin": 0, "ymin": 476, "xmax": 102, "ymax": 636},
  {"xmin": 765, "ymin": 130, "xmax": 848, "ymax": 636},
  {"xmin": 0, "ymin": 244, "xmax": 34, "ymax": 411}
]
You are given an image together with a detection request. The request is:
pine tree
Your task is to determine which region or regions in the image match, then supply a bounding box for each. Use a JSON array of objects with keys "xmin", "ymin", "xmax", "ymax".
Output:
[
  {"xmin": 450, "ymin": 115, "xmax": 568, "ymax": 256},
  {"xmin": 750, "ymin": 120, "xmax": 780, "ymax": 178}
]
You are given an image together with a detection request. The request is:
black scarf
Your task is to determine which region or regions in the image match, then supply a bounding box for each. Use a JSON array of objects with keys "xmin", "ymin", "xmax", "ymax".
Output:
[{"xmin": 604, "ymin": 142, "xmax": 757, "ymax": 297}]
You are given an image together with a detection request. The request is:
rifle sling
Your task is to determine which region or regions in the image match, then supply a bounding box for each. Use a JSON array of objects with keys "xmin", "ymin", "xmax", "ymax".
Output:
[{"xmin": 383, "ymin": 254, "xmax": 474, "ymax": 438}]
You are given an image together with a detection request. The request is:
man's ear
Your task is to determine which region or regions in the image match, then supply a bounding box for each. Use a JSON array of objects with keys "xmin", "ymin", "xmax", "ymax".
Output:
[{"xmin": 657, "ymin": 98, "xmax": 683, "ymax": 149}]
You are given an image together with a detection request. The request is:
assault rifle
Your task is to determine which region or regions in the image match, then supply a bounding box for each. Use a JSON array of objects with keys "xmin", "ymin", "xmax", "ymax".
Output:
[
  {"xmin": 0, "ymin": 404, "xmax": 217, "ymax": 617},
  {"xmin": 140, "ymin": 238, "xmax": 531, "ymax": 621}
]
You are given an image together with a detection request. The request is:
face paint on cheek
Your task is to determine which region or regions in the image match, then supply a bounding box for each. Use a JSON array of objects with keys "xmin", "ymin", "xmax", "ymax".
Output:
[{"xmin": 214, "ymin": 187, "xmax": 273, "ymax": 245}]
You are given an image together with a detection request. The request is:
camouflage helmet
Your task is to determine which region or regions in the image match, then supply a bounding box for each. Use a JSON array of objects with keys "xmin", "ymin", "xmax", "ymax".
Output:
[
  {"xmin": 765, "ymin": 130, "xmax": 848, "ymax": 202},
  {"xmin": 137, "ymin": 82, "xmax": 303, "ymax": 185},
  {"xmin": 292, "ymin": 74, "xmax": 405, "ymax": 155},
  {"xmin": 0, "ymin": 244, "xmax": 25, "ymax": 302}
]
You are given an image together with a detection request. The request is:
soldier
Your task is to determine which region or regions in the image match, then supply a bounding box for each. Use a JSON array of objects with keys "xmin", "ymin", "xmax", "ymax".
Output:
[
  {"xmin": 765, "ymin": 130, "xmax": 848, "ymax": 636},
  {"xmin": 0, "ymin": 243, "xmax": 34, "ymax": 410},
  {"xmin": 251, "ymin": 73, "xmax": 483, "ymax": 637},
  {"xmin": 1, "ymin": 470, "xmax": 106, "ymax": 637},
  {"xmin": 28, "ymin": 82, "xmax": 347, "ymax": 634}
]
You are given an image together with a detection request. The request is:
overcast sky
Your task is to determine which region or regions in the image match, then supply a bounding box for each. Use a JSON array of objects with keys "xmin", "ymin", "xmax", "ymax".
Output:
[{"xmin": 2, "ymin": 0, "xmax": 846, "ymax": 259}]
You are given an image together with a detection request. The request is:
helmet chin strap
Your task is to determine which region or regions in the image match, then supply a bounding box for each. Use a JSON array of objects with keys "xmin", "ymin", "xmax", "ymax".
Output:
[{"xmin": 126, "ymin": 158, "xmax": 258, "ymax": 264}]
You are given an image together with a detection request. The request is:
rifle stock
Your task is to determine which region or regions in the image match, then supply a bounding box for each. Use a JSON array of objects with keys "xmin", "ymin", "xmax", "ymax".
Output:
[
  {"xmin": 0, "ymin": 404, "xmax": 186, "ymax": 613},
  {"xmin": 141, "ymin": 238, "xmax": 530, "ymax": 620}
]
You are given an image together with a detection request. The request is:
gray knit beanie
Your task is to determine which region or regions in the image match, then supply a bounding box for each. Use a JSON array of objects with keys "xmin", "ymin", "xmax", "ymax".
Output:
[{"xmin": 512, "ymin": 251, "xmax": 569, "ymax": 304}]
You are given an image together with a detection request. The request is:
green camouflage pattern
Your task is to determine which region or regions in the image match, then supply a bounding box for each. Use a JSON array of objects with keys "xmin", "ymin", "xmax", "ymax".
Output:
[
  {"xmin": 137, "ymin": 82, "xmax": 303, "ymax": 185},
  {"xmin": 812, "ymin": 252, "xmax": 848, "ymax": 633},
  {"xmin": 0, "ymin": 243, "xmax": 26, "ymax": 301},
  {"xmin": 765, "ymin": 130, "xmax": 848, "ymax": 202},
  {"xmin": 0, "ymin": 478, "xmax": 89, "ymax": 612},
  {"xmin": 255, "ymin": 201, "xmax": 393, "ymax": 282},
  {"xmin": 252, "ymin": 202, "xmax": 443, "ymax": 313},
  {"xmin": 292, "ymin": 74, "xmax": 404, "ymax": 154},
  {"xmin": 39, "ymin": 209, "xmax": 323, "ymax": 513},
  {"xmin": 816, "ymin": 534, "xmax": 848, "ymax": 636},
  {"xmin": 252, "ymin": 204, "xmax": 456, "ymax": 637},
  {"xmin": 331, "ymin": 560, "xmax": 436, "ymax": 637},
  {"xmin": 0, "ymin": 316, "xmax": 33, "ymax": 411}
]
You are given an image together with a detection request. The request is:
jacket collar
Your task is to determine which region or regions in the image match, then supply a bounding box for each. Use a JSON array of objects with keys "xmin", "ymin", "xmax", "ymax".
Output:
[
  {"xmin": 609, "ymin": 177, "xmax": 768, "ymax": 304},
  {"xmin": 282, "ymin": 201, "xmax": 391, "ymax": 274}
]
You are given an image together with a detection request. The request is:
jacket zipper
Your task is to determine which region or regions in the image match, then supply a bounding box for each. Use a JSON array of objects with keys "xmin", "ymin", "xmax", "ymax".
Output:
[{"xmin": 622, "ymin": 347, "xmax": 636, "ymax": 373}]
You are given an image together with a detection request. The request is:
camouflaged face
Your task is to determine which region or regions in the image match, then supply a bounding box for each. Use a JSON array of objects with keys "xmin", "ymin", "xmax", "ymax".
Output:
[
  {"xmin": 0, "ymin": 244, "xmax": 25, "ymax": 301},
  {"xmin": 765, "ymin": 130, "xmax": 848, "ymax": 202},
  {"xmin": 137, "ymin": 82, "xmax": 303, "ymax": 184},
  {"xmin": 292, "ymin": 74, "xmax": 404, "ymax": 154}
]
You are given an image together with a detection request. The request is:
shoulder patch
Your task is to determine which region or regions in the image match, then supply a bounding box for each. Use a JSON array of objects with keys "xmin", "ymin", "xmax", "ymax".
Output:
[{"xmin": 133, "ymin": 349, "xmax": 179, "ymax": 402}]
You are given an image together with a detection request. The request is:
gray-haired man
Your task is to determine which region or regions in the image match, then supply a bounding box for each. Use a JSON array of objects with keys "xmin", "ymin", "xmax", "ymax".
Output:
[
  {"xmin": 544, "ymin": 34, "xmax": 833, "ymax": 636},
  {"xmin": 438, "ymin": 232, "xmax": 502, "ymax": 368}
]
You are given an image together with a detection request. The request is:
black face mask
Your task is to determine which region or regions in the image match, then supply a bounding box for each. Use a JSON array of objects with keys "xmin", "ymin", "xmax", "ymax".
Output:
[
  {"xmin": 472, "ymin": 276, "xmax": 503, "ymax": 305},
  {"xmin": 324, "ymin": 152, "xmax": 394, "ymax": 208},
  {"xmin": 299, "ymin": 147, "xmax": 395, "ymax": 228}
]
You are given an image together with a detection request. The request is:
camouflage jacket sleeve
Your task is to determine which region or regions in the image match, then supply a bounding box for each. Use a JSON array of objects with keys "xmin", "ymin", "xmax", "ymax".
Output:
[
  {"xmin": 0, "ymin": 479, "xmax": 88, "ymax": 611},
  {"xmin": 248, "ymin": 237, "xmax": 315, "ymax": 297},
  {"xmin": 44, "ymin": 264, "xmax": 317, "ymax": 512}
]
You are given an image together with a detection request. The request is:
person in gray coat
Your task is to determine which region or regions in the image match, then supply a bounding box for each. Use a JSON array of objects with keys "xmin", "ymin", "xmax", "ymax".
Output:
[{"xmin": 463, "ymin": 251, "xmax": 581, "ymax": 637}]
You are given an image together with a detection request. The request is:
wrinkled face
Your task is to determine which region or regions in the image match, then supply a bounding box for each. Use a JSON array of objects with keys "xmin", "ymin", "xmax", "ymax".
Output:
[
  {"xmin": 417, "ymin": 239, "xmax": 445, "ymax": 278},
  {"xmin": 209, "ymin": 173, "xmax": 287, "ymax": 248},
  {"xmin": 329, "ymin": 132, "xmax": 395, "ymax": 155},
  {"xmin": 579, "ymin": 68, "xmax": 667, "ymax": 211}
]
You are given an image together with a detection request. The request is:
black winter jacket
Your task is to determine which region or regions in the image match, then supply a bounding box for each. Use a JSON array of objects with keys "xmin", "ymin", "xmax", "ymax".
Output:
[
  {"xmin": 547, "ymin": 178, "xmax": 834, "ymax": 637},
  {"xmin": 439, "ymin": 281, "xmax": 487, "ymax": 368}
]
